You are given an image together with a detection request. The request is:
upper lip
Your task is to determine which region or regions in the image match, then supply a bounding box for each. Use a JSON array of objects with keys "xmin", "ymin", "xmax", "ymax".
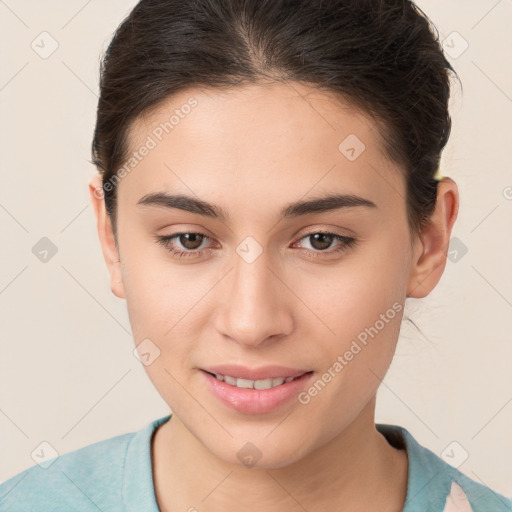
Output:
[{"xmin": 200, "ymin": 364, "xmax": 312, "ymax": 381}]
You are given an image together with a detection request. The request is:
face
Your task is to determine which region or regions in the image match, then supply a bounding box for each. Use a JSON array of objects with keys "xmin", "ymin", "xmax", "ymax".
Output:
[{"xmin": 108, "ymin": 82, "xmax": 417, "ymax": 467}]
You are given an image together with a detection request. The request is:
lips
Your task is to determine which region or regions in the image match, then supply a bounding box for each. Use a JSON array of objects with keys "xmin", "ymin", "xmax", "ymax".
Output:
[
  {"xmin": 201, "ymin": 369, "xmax": 315, "ymax": 414},
  {"xmin": 200, "ymin": 364, "xmax": 311, "ymax": 381}
]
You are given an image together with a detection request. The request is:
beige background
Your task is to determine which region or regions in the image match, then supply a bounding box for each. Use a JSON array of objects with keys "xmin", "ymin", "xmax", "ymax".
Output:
[{"xmin": 0, "ymin": 0, "xmax": 511, "ymax": 498}]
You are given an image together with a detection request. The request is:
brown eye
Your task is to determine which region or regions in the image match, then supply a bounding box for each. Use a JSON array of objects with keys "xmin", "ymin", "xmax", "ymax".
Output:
[
  {"xmin": 295, "ymin": 231, "xmax": 357, "ymax": 258},
  {"xmin": 177, "ymin": 233, "xmax": 205, "ymax": 250},
  {"xmin": 155, "ymin": 232, "xmax": 213, "ymax": 258},
  {"xmin": 308, "ymin": 233, "xmax": 335, "ymax": 251}
]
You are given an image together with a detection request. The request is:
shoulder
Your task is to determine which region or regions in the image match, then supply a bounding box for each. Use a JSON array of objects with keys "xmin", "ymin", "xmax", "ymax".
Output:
[
  {"xmin": 0, "ymin": 429, "xmax": 135, "ymax": 512},
  {"xmin": 377, "ymin": 423, "xmax": 512, "ymax": 512}
]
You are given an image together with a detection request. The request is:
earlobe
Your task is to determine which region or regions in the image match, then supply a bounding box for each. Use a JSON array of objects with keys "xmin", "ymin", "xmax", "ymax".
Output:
[
  {"xmin": 406, "ymin": 177, "xmax": 459, "ymax": 298},
  {"xmin": 88, "ymin": 173, "xmax": 125, "ymax": 299}
]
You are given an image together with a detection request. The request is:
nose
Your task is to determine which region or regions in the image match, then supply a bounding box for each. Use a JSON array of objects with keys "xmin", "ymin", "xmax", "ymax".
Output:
[{"xmin": 213, "ymin": 248, "xmax": 294, "ymax": 347}]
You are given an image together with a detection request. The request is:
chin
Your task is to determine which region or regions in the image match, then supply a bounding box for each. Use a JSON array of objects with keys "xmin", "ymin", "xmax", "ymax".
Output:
[{"xmin": 202, "ymin": 431, "xmax": 310, "ymax": 470}]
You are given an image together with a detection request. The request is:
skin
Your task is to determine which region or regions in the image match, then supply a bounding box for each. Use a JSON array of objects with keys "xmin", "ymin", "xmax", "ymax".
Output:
[{"xmin": 89, "ymin": 81, "xmax": 458, "ymax": 511}]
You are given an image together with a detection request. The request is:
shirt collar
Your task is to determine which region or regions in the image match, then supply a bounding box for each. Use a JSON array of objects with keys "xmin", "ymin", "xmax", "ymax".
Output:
[
  {"xmin": 123, "ymin": 414, "xmax": 172, "ymax": 512},
  {"xmin": 377, "ymin": 423, "xmax": 453, "ymax": 512},
  {"xmin": 122, "ymin": 416, "xmax": 456, "ymax": 512}
]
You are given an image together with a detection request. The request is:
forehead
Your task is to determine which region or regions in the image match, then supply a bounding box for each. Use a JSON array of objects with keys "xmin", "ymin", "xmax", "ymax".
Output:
[{"xmin": 119, "ymin": 81, "xmax": 405, "ymax": 217}]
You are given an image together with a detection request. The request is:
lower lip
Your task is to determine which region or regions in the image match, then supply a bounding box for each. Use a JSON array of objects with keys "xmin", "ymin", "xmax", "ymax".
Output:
[{"xmin": 201, "ymin": 370, "xmax": 315, "ymax": 414}]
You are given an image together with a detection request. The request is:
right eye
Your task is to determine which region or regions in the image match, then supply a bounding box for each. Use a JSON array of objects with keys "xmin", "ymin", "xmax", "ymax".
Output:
[{"xmin": 155, "ymin": 232, "xmax": 214, "ymax": 259}]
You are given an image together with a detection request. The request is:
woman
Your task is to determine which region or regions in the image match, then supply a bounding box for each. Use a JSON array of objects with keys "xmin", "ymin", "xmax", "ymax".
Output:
[{"xmin": 1, "ymin": 0, "xmax": 510, "ymax": 510}]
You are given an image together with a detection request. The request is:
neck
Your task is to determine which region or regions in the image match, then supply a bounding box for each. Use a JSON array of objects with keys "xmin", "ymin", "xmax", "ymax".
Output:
[{"xmin": 152, "ymin": 397, "xmax": 408, "ymax": 511}]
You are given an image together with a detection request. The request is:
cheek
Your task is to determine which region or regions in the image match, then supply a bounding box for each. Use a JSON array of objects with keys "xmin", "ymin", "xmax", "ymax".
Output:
[
  {"xmin": 121, "ymin": 237, "xmax": 214, "ymax": 334},
  {"xmin": 122, "ymin": 253, "xmax": 213, "ymax": 410},
  {"xmin": 293, "ymin": 255, "xmax": 406, "ymax": 428},
  {"xmin": 292, "ymin": 238, "xmax": 409, "ymax": 397},
  {"xmin": 296, "ymin": 244, "xmax": 407, "ymax": 339}
]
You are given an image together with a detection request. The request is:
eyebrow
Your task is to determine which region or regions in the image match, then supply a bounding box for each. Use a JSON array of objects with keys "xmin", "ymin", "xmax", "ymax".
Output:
[{"xmin": 137, "ymin": 191, "xmax": 377, "ymax": 222}]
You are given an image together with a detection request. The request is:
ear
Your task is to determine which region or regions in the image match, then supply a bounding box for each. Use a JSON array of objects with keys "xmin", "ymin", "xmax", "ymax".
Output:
[
  {"xmin": 407, "ymin": 177, "xmax": 459, "ymax": 298},
  {"xmin": 88, "ymin": 173, "xmax": 125, "ymax": 299}
]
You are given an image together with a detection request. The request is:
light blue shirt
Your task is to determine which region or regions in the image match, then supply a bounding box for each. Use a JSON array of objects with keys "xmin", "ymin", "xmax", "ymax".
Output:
[{"xmin": 1, "ymin": 414, "xmax": 510, "ymax": 511}]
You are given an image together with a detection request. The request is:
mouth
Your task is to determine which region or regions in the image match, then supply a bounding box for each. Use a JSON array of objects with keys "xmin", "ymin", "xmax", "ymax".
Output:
[
  {"xmin": 201, "ymin": 370, "xmax": 314, "ymax": 390},
  {"xmin": 200, "ymin": 368, "xmax": 316, "ymax": 414}
]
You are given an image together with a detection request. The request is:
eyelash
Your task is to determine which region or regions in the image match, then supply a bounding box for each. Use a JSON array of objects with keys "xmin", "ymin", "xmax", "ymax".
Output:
[{"xmin": 155, "ymin": 231, "xmax": 357, "ymax": 260}]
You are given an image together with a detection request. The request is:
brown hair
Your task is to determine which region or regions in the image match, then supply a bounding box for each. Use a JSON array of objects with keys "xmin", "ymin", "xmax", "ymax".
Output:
[{"xmin": 91, "ymin": 0, "xmax": 459, "ymax": 244}]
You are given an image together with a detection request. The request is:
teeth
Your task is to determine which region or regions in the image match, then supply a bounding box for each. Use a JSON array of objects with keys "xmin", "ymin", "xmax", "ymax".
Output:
[
  {"xmin": 223, "ymin": 375, "xmax": 236, "ymax": 385},
  {"xmin": 214, "ymin": 373, "xmax": 301, "ymax": 389}
]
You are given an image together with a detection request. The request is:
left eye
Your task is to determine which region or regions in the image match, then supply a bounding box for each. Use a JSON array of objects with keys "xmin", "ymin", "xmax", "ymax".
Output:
[
  {"xmin": 297, "ymin": 232, "xmax": 355, "ymax": 252},
  {"xmin": 155, "ymin": 231, "xmax": 357, "ymax": 259}
]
